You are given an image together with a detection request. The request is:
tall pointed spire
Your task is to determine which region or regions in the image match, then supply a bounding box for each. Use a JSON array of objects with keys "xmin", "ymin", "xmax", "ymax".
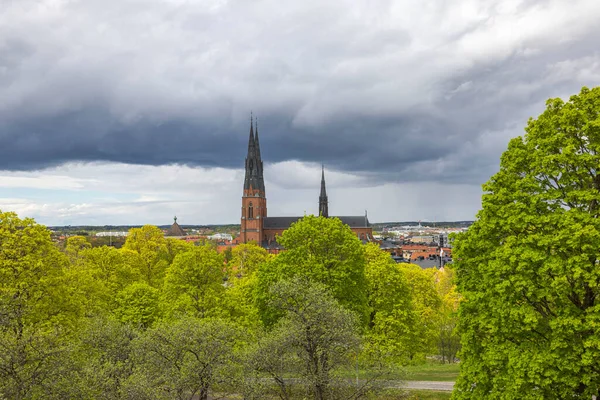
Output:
[
  {"xmin": 319, "ymin": 164, "xmax": 329, "ymax": 218},
  {"xmin": 254, "ymin": 117, "xmax": 261, "ymax": 160},
  {"xmin": 243, "ymin": 113, "xmax": 265, "ymax": 192},
  {"xmin": 247, "ymin": 112, "xmax": 255, "ymax": 151}
]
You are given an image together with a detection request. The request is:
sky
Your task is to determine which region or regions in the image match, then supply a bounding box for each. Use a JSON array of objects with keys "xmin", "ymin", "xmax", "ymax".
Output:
[{"xmin": 1, "ymin": 0, "xmax": 599, "ymax": 226}]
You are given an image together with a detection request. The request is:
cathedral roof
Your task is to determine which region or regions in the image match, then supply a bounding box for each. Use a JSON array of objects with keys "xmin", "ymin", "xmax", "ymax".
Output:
[
  {"xmin": 165, "ymin": 216, "xmax": 186, "ymax": 236},
  {"xmin": 262, "ymin": 215, "xmax": 370, "ymax": 230},
  {"xmin": 263, "ymin": 216, "xmax": 303, "ymax": 229}
]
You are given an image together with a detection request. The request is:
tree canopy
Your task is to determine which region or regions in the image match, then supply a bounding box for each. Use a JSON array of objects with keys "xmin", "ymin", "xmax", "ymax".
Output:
[
  {"xmin": 256, "ymin": 215, "xmax": 369, "ymax": 327},
  {"xmin": 453, "ymin": 86, "xmax": 600, "ymax": 399},
  {"xmin": 0, "ymin": 208, "xmax": 461, "ymax": 398}
]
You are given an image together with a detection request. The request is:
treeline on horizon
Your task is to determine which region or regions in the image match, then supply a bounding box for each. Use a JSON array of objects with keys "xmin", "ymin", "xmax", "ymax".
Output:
[
  {"xmin": 0, "ymin": 212, "xmax": 459, "ymax": 400},
  {"xmin": 48, "ymin": 221, "xmax": 473, "ymax": 236},
  {"xmin": 48, "ymin": 223, "xmax": 242, "ymax": 231}
]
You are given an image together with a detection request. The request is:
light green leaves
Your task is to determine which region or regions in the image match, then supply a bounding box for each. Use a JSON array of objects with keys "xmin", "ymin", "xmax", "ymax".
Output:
[{"xmin": 453, "ymin": 86, "xmax": 600, "ymax": 399}]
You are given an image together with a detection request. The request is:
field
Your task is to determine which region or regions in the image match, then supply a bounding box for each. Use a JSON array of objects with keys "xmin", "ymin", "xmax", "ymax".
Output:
[
  {"xmin": 406, "ymin": 389, "xmax": 452, "ymax": 399},
  {"xmin": 404, "ymin": 363, "xmax": 460, "ymax": 382}
]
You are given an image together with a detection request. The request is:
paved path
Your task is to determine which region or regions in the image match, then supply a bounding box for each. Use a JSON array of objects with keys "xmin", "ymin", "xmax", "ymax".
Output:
[{"xmin": 400, "ymin": 381, "xmax": 455, "ymax": 391}]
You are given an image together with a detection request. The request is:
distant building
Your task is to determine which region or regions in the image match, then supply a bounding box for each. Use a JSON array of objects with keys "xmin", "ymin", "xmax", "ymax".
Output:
[
  {"xmin": 96, "ymin": 231, "xmax": 129, "ymax": 237},
  {"xmin": 165, "ymin": 216, "xmax": 186, "ymax": 237},
  {"xmin": 208, "ymin": 233, "xmax": 233, "ymax": 241},
  {"xmin": 235, "ymin": 117, "xmax": 373, "ymax": 249},
  {"xmin": 410, "ymin": 235, "xmax": 437, "ymax": 244}
]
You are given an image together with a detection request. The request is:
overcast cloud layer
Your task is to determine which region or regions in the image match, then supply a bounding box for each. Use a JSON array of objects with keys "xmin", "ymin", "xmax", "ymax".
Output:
[{"xmin": 1, "ymin": 0, "xmax": 599, "ymax": 225}]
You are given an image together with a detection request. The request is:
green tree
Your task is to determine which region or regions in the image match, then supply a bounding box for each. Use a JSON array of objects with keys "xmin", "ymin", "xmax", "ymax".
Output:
[
  {"xmin": 433, "ymin": 267, "xmax": 461, "ymax": 364},
  {"xmin": 257, "ymin": 215, "xmax": 369, "ymax": 327},
  {"xmin": 453, "ymin": 87, "xmax": 600, "ymax": 399},
  {"xmin": 257, "ymin": 278, "xmax": 363, "ymax": 400},
  {"xmin": 123, "ymin": 225, "xmax": 169, "ymax": 287},
  {"xmin": 223, "ymin": 273, "xmax": 262, "ymax": 330},
  {"xmin": 64, "ymin": 235, "xmax": 91, "ymax": 263},
  {"xmin": 228, "ymin": 242, "xmax": 270, "ymax": 278},
  {"xmin": 223, "ymin": 246, "xmax": 233, "ymax": 263},
  {"xmin": 71, "ymin": 317, "xmax": 139, "ymax": 399},
  {"xmin": 0, "ymin": 211, "xmax": 76, "ymax": 328},
  {"xmin": 363, "ymin": 243, "xmax": 415, "ymax": 362},
  {"xmin": 397, "ymin": 263, "xmax": 441, "ymax": 361},
  {"xmin": 162, "ymin": 245, "xmax": 226, "ymax": 319},
  {"xmin": 67, "ymin": 246, "xmax": 143, "ymax": 316},
  {"xmin": 114, "ymin": 282, "xmax": 160, "ymax": 328},
  {"xmin": 0, "ymin": 325, "xmax": 72, "ymax": 400},
  {"xmin": 81, "ymin": 246, "xmax": 141, "ymax": 291},
  {"xmin": 133, "ymin": 318, "xmax": 241, "ymax": 400},
  {"xmin": 164, "ymin": 238, "xmax": 195, "ymax": 263},
  {"xmin": 0, "ymin": 211, "xmax": 79, "ymax": 398}
]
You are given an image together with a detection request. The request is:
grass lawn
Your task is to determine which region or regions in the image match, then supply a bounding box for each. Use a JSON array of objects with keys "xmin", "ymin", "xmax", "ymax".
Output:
[
  {"xmin": 373, "ymin": 389, "xmax": 453, "ymax": 400},
  {"xmin": 406, "ymin": 389, "xmax": 452, "ymax": 399},
  {"xmin": 404, "ymin": 362, "xmax": 460, "ymax": 382},
  {"xmin": 339, "ymin": 361, "xmax": 459, "ymax": 382}
]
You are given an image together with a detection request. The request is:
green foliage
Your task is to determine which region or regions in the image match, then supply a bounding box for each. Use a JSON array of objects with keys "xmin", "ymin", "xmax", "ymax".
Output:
[
  {"xmin": 0, "ymin": 211, "xmax": 77, "ymax": 328},
  {"xmin": 433, "ymin": 267, "xmax": 460, "ymax": 364},
  {"xmin": 133, "ymin": 317, "xmax": 242, "ymax": 400},
  {"xmin": 223, "ymin": 246, "xmax": 233, "ymax": 263},
  {"xmin": 397, "ymin": 264, "xmax": 442, "ymax": 362},
  {"xmin": 64, "ymin": 235, "xmax": 91, "ymax": 263},
  {"xmin": 257, "ymin": 215, "xmax": 369, "ymax": 327},
  {"xmin": 0, "ymin": 325, "xmax": 73, "ymax": 400},
  {"xmin": 123, "ymin": 225, "xmax": 170, "ymax": 287},
  {"xmin": 3, "ymin": 210, "xmax": 463, "ymax": 398},
  {"xmin": 162, "ymin": 245, "xmax": 226, "ymax": 319},
  {"xmin": 67, "ymin": 246, "xmax": 143, "ymax": 316},
  {"xmin": 223, "ymin": 272, "xmax": 262, "ymax": 330},
  {"xmin": 249, "ymin": 278, "xmax": 367, "ymax": 400},
  {"xmin": 164, "ymin": 238, "xmax": 195, "ymax": 263},
  {"xmin": 72, "ymin": 317, "xmax": 139, "ymax": 399},
  {"xmin": 81, "ymin": 246, "xmax": 141, "ymax": 291},
  {"xmin": 228, "ymin": 242, "xmax": 271, "ymax": 278},
  {"xmin": 453, "ymin": 86, "xmax": 600, "ymax": 399},
  {"xmin": 115, "ymin": 282, "xmax": 160, "ymax": 328},
  {"xmin": 363, "ymin": 243, "xmax": 416, "ymax": 362}
]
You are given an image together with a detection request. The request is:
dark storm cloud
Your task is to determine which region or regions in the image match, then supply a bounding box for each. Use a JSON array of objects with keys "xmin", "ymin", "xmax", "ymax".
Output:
[{"xmin": 1, "ymin": 0, "xmax": 599, "ymax": 186}]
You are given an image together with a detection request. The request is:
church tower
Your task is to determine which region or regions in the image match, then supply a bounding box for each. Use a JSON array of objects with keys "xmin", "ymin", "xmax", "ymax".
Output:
[
  {"xmin": 240, "ymin": 116, "xmax": 267, "ymax": 244},
  {"xmin": 319, "ymin": 165, "xmax": 329, "ymax": 218}
]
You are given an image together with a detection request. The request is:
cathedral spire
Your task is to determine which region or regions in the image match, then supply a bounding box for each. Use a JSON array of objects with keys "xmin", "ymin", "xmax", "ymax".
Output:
[
  {"xmin": 319, "ymin": 164, "xmax": 329, "ymax": 218},
  {"xmin": 243, "ymin": 113, "xmax": 265, "ymax": 193},
  {"xmin": 254, "ymin": 117, "xmax": 261, "ymax": 160},
  {"xmin": 247, "ymin": 112, "xmax": 255, "ymax": 151}
]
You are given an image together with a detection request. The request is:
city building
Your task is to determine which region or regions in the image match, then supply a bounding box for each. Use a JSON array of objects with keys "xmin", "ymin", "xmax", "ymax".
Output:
[
  {"xmin": 235, "ymin": 117, "xmax": 373, "ymax": 250},
  {"xmin": 165, "ymin": 216, "xmax": 186, "ymax": 237}
]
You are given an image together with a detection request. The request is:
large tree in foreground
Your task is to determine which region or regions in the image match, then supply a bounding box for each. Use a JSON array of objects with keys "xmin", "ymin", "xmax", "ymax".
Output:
[{"xmin": 453, "ymin": 87, "xmax": 600, "ymax": 399}]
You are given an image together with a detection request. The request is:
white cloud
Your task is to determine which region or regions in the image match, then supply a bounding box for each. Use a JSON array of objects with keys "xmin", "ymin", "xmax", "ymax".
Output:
[
  {"xmin": 0, "ymin": 175, "xmax": 91, "ymax": 190},
  {"xmin": 0, "ymin": 161, "xmax": 482, "ymax": 225}
]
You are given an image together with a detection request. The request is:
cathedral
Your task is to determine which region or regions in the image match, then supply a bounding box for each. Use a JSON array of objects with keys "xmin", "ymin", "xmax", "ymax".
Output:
[{"xmin": 235, "ymin": 118, "xmax": 373, "ymax": 250}]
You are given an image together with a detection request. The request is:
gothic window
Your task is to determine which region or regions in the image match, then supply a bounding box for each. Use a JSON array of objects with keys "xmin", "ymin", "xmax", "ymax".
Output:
[{"xmin": 249, "ymin": 202, "xmax": 254, "ymax": 219}]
